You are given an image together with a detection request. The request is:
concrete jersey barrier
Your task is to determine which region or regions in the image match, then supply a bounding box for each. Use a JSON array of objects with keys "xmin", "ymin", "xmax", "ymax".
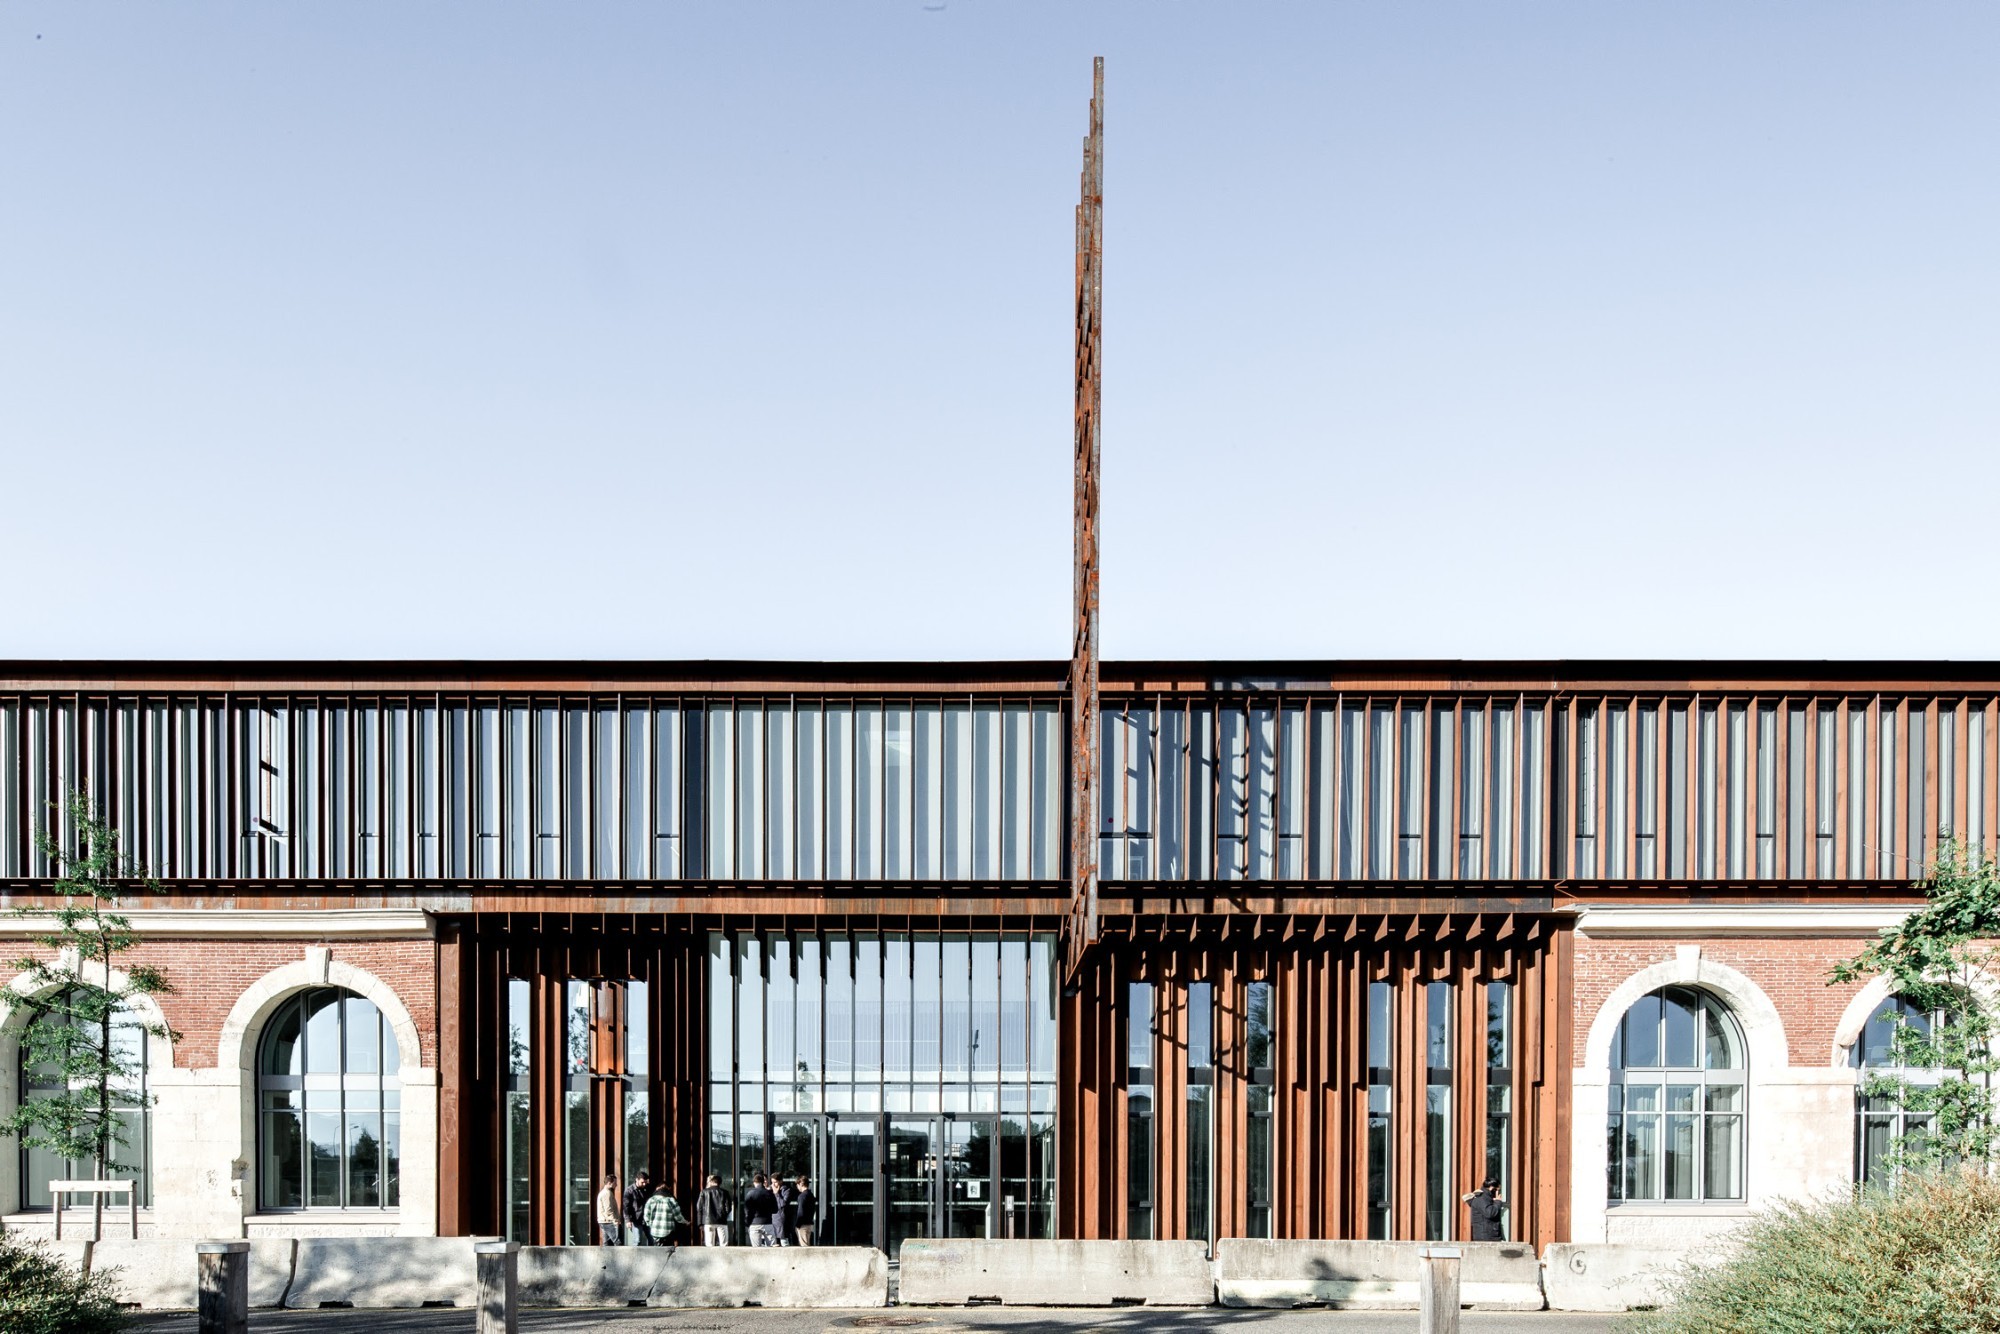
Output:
[
  {"xmin": 286, "ymin": 1236, "xmax": 479, "ymax": 1309},
  {"xmin": 517, "ymin": 1244, "xmax": 886, "ymax": 1308},
  {"xmin": 1214, "ymin": 1239, "xmax": 1545, "ymax": 1310},
  {"xmin": 899, "ymin": 1239, "xmax": 1213, "ymax": 1307},
  {"xmin": 1541, "ymin": 1243, "xmax": 1693, "ymax": 1312},
  {"xmin": 91, "ymin": 1238, "xmax": 296, "ymax": 1310}
]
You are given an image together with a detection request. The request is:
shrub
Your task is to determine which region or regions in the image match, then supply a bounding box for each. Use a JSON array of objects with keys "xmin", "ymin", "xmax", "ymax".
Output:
[
  {"xmin": 0, "ymin": 1233, "xmax": 126, "ymax": 1334},
  {"xmin": 1628, "ymin": 1168, "xmax": 2000, "ymax": 1334}
]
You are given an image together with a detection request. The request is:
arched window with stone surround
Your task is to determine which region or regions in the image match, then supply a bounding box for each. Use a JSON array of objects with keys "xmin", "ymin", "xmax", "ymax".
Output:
[
  {"xmin": 1608, "ymin": 986, "xmax": 1745, "ymax": 1203},
  {"xmin": 257, "ymin": 987, "xmax": 401, "ymax": 1211},
  {"xmin": 1850, "ymin": 994, "xmax": 1952, "ymax": 1185},
  {"xmin": 17, "ymin": 994, "xmax": 153, "ymax": 1209}
]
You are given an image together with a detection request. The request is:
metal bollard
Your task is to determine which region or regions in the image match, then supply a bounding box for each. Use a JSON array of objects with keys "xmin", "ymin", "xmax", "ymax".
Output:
[
  {"xmin": 196, "ymin": 1241, "xmax": 249, "ymax": 1334},
  {"xmin": 474, "ymin": 1239, "xmax": 520, "ymax": 1334},
  {"xmin": 1418, "ymin": 1246, "xmax": 1462, "ymax": 1334}
]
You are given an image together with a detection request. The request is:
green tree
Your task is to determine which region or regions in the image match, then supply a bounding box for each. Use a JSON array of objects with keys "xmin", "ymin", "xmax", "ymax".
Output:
[
  {"xmin": 1, "ymin": 792, "xmax": 177, "ymax": 1239},
  {"xmin": 1831, "ymin": 839, "xmax": 2000, "ymax": 1178}
]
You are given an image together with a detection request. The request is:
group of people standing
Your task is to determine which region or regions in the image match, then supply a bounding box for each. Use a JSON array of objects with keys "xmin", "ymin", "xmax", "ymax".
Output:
[
  {"xmin": 698, "ymin": 1171, "xmax": 818, "ymax": 1247},
  {"xmin": 593, "ymin": 1169, "xmax": 818, "ymax": 1248}
]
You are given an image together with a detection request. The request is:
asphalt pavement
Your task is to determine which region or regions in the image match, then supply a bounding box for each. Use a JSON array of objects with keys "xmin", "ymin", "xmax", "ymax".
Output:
[{"xmin": 136, "ymin": 1307, "xmax": 1629, "ymax": 1334}]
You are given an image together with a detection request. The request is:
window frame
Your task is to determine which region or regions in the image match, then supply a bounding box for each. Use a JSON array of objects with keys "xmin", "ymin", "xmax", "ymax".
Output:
[
  {"xmin": 254, "ymin": 987, "xmax": 403, "ymax": 1213},
  {"xmin": 1607, "ymin": 985, "xmax": 1746, "ymax": 1206}
]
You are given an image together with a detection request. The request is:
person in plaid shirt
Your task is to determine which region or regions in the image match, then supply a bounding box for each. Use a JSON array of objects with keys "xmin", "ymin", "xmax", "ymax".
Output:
[{"xmin": 643, "ymin": 1182, "xmax": 686, "ymax": 1246}]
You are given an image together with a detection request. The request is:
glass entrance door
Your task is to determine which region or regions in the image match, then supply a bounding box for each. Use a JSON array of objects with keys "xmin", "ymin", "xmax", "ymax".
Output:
[
  {"xmin": 943, "ymin": 1116, "xmax": 994, "ymax": 1241},
  {"xmin": 826, "ymin": 1116, "xmax": 875, "ymax": 1248},
  {"xmin": 883, "ymin": 1116, "xmax": 938, "ymax": 1256}
]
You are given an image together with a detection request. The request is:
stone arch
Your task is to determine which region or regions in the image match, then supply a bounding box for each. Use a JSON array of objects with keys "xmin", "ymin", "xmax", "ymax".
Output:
[
  {"xmin": 1584, "ymin": 952, "xmax": 1789, "ymax": 1072},
  {"xmin": 0, "ymin": 947, "xmax": 178, "ymax": 1071},
  {"xmin": 0, "ymin": 949, "xmax": 178, "ymax": 1216},
  {"xmin": 217, "ymin": 947, "xmax": 424, "ymax": 1076},
  {"xmin": 216, "ymin": 948, "xmax": 436, "ymax": 1235},
  {"xmin": 1831, "ymin": 970, "xmax": 2000, "ymax": 1067}
]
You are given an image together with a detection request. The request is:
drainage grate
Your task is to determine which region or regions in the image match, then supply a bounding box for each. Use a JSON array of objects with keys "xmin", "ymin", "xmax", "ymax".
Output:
[{"xmin": 848, "ymin": 1319, "xmax": 942, "ymax": 1329}]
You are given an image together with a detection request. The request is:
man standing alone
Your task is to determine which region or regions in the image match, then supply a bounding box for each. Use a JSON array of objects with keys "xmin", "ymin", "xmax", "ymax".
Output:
[{"xmin": 1462, "ymin": 1177, "xmax": 1507, "ymax": 1241}]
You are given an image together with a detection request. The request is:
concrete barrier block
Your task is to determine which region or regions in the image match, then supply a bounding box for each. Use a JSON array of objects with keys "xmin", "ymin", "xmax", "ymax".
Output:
[
  {"xmin": 899, "ymin": 1239, "xmax": 1212, "ymax": 1307},
  {"xmin": 519, "ymin": 1246, "xmax": 673, "ymax": 1306},
  {"xmin": 286, "ymin": 1236, "xmax": 477, "ymax": 1309},
  {"xmin": 1541, "ymin": 1243, "xmax": 1690, "ymax": 1312},
  {"xmin": 1214, "ymin": 1240, "xmax": 1544, "ymax": 1310},
  {"xmin": 90, "ymin": 1238, "xmax": 296, "ymax": 1310},
  {"xmin": 648, "ymin": 1246, "xmax": 888, "ymax": 1308}
]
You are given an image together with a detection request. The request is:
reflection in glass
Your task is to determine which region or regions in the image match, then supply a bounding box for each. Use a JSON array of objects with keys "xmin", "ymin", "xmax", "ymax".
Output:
[
  {"xmin": 1608, "ymin": 987, "xmax": 1744, "ymax": 1203},
  {"xmin": 257, "ymin": 989, "xmax": 400, "ymax": 1212}
]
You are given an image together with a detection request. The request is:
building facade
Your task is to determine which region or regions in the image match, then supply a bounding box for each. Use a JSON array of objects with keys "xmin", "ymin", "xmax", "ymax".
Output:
[{"xmin": 0, "ymin": 658, "xmax": 1970, "ymax": 1252}]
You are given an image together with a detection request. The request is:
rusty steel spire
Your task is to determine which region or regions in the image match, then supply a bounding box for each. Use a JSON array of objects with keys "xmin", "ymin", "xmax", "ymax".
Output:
[{"xmin": 1067, "ymin": 58, "xmax": 1103, "ymax": 985}]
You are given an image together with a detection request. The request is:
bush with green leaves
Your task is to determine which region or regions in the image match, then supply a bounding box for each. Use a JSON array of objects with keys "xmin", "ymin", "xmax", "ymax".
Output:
[
  {"xmin": 0, "ymin": 1232, "xmax": 127, "ymax": 1334},
  {"xmin": 1627, "ymin": 1168, "xmax": 2000, "ymax": 1334}
]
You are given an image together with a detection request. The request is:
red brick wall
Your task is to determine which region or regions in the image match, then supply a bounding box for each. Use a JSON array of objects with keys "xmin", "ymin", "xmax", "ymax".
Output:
[
  {"xmin": 1573, "ymin": 935, "xmax": 1876, "ymax": 1069},
  {"xmin": 1, "ymin": 940, "xmax": 437, "ymax": 1070}
]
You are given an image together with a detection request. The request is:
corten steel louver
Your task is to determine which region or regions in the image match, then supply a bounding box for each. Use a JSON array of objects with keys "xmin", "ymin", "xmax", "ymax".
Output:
[{"xmin": 1067, "ymin": 57, "xmax": 1105, "ymax": 986}]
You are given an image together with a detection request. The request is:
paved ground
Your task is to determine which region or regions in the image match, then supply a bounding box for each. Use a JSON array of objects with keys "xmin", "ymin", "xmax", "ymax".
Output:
[{"xmin": 135, "ymin": 1309, "xmax": 1628, "ymax": 1334}]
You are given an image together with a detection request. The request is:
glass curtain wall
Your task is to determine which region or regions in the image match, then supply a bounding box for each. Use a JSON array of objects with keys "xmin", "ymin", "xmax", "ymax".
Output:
[{"xmin": 707, "ymin": 930, "xmax": 1059, "ymax": 1247}]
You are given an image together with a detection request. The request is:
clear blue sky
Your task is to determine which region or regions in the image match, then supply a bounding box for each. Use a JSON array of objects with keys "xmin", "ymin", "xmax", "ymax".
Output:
[{"xmin": 4, "ymin": 3, "xmax": 1996, "ymax": 662}]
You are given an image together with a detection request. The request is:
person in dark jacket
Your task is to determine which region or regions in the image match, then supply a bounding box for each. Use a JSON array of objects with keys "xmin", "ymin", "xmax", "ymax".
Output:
[
  {"xmin": 1462, "ymin": 1176, "xmax": 1507, "ymax": 1241},
  {"xmin": 792, "ymin": 1175, "xmax": 818, "ymax": 1246},
  {"xmin": 696, "ymin": 1173, "xmax": 734, "ymax": 1247},
  {"xmin": 742, "ymin": 1172, "xmax": 781, "ymax": 1247},
  {"xmin": 623, "ymin": 1169, "xmax": 654, "ymax": 1246},
  {"xmin": 777, "ymin": 1176, "xmax": 801, "ymax": 1246}
]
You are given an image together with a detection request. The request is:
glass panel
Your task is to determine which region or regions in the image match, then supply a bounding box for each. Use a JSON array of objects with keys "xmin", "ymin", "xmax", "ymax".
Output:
[
  {"xmin": 506, "ymin": 1091, "xmax": 531, "ymax": 1240},
  {"xmin": 262, "ymin": 1107, "xmax": 303, "ymax": 1210},
  {"xmin": 1366, "ymin": 1083, "xmax": 1391, "ymax": 1238},
  {"xmin": 886, "ymin": 1117, "xmax": 937, "ymax": 1257},
  {"xmin": 1127, "ymin": 982, "xmax": 1153, "ymax": 1071},
  {"xmin": 565, "ymin": 1089, "xmax": 591, "ymax": 1244},
  {"xmin": 1704, "ymin": 1114, "xmax": 1742, "ymax": 1199},
  {"xmin": 343, "ymin": 998, "xmax": 382, "ymax": 1075},
  {"xmin": 1662, "ymin": 992, "xmax": 1697, "ymax": 1069},
  {"xmin": 303, "ymin": 991, "xmax": 341, "ymax": 1075},
  {"xmin": 347, "ymin": 1110, "xmax": 384, "ymax": 1208},
  {"xmin": 827, "ymin": 1116, "xmax": 874, "ymax": 1247},
  {"xmin": 1663, "ymin": 1113, "xmax": 1696, "ymax": 1200},
  {"xmin": 1126, "ymin": 1089, "xmax": 1154, "ymax": 1239},
  {"xmin": 1621, "ymin": 992, "xmax": 1662, "ymax": 1069},
  {"xmin": 307, "ymin": 1107, "xmax": 342, "ymax": 1208},
  {"xmin": 263, "ymin": 997, "xmax": 303, "ymax": 1076},
  {"xmin": 1188, "ymin": 982, "xmax": 1212, "ymax": 1069},
  {"xmin": 1425, "ymin": 1084, "xmax": 1450, "ymax": 1239},
  {"xmin": 1186, "ymin": 1086, "xmax": 1211, "ymax": 1242},
  {"xmin": 1247, "ymin": 980, "xmax": 1274, "ymax": 1073}
]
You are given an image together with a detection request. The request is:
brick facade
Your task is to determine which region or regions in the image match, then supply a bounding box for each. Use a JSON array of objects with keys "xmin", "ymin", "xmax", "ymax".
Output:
[
  {"xmin": 1572, "ymin": 934, "xmax": 1880, "ymax": 1069},
  {"xmin": 1, "ymin": 939, "xmax": 438, "ymax": 1069}
]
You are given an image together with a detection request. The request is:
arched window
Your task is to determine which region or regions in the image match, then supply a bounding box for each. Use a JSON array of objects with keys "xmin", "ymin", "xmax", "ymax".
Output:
[
  {"xmin": 17, "ymin": 994, "xmax": 152, "ymax": 1209},
  {"xmin": 1608, "ymin": 986, "xmax": 1745, "ymax": 1203},
  {"xmin": 1851, "ymin": 995, "xmax": 1950, "ymax": 1185},
  {"xmin": 258, "ymin": 988, "xmax": 401, "ymax": 1211}
]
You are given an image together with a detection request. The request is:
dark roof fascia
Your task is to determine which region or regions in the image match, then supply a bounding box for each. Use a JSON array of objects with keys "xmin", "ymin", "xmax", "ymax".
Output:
[{"xmin": 3, "ymin": 658, "xmax": 2000, "ymax": 695}]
